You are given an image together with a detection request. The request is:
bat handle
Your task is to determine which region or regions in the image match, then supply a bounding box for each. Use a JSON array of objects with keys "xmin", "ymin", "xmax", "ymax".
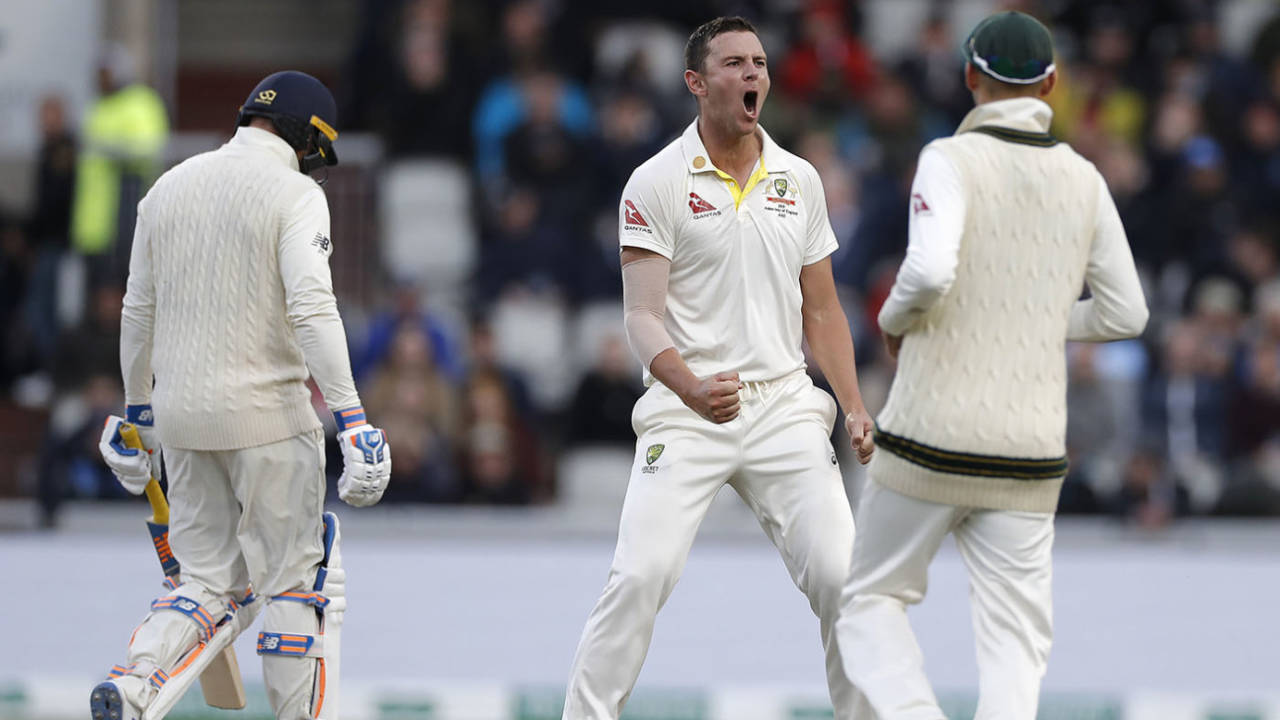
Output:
[
  {"xmin": 118, "ymin": 422, "xmax": 144, "ymax": 450},
  {"xmin": 120, "ymin": 422, "xmax": 170, "ymax": 525},
  {"xmin": 145, "ymin": 479, "xmax": 169, "ymax": 525}
]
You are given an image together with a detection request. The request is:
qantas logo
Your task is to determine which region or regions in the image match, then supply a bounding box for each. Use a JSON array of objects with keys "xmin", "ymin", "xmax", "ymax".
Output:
[
  {"xmin": 688, "ymin": 193, "xmax": 717, "ymax": 214},
  {"xmin": 623, "ymin": 199, "xmax": 648, "ymax": 227},
  {"xmin": 912, "ymin": 192, "xmax": 932, "ymax": 215}
]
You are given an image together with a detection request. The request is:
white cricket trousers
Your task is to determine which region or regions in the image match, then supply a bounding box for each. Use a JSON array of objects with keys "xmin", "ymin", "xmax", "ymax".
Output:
[
  {"xmin": 835, "ymin": 478, "xmax": 1054, "ymax": 720},
  {"xmin": 165, "ymin": 428, "xmax": 327, "ymax": 598},
  {"xmin": 563, "ymin": 372, "xmax": 866, "ymax": 720},
  {"xmin": 123, "ymin": 428, "xmax": 328, "ymax": 719}
]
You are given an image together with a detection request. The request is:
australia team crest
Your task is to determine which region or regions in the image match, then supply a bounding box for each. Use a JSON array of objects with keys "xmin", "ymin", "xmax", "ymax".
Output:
[{"xmin": 646, "ymin": 444, "xmax": 665, "ymax": 465}]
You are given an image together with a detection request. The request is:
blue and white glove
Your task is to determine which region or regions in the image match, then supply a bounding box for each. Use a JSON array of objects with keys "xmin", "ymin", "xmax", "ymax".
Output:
[
  {"xmin": 334, "ymin": 407, "xmax": 391, "ymax": 507},
  {"xmin": 97, "ymin": 405, "xmax": 162, "ymax": 495}
]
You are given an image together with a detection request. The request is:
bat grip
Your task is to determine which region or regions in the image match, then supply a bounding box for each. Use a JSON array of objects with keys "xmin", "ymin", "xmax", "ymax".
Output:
[
  {"xmin": 145, "ymin": 480, "xmax": 169, "ymax": 525},
  {"xmin": 120, "ymin": 422, "xmax": 170, "ymax": 525}
]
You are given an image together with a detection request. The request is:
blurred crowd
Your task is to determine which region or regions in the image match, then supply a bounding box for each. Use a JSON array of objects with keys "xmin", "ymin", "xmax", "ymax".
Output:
[{"xmin": 3, "ymin": 0, "xmax": 1280, "ymax": 527}]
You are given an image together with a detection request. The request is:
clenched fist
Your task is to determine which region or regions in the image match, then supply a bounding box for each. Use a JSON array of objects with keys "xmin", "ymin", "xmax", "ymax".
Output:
[{"xmin": 680, "ymin": 371, "xmax": 743, "ymax": 424}]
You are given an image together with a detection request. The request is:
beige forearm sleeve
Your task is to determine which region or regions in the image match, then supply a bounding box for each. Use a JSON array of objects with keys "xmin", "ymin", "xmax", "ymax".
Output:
[{"xmin": 622, "ymin": 256, "xmax": 675, "ymax": 369}]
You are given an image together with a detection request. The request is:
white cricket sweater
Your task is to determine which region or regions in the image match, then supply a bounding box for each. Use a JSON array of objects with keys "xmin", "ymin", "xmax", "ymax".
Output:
[
  {"xmin": 120, "ymin": 126, "xmax": 361, "ymax": 450},
  {"xmin": 872, "ymin": 98, "xmax": 1148, "ymax": 512}
]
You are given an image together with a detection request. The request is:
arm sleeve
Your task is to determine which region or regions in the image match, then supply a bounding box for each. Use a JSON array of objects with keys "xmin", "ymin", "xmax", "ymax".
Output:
[
  {"xmin": 120, "ymin": 200, "xmax": 156, "ymax": 405},
  {"xmin": 618, "ymin": 169, "xmax": 674, "ymax": 259},
  {"xmin": 278, "ymin": 187, "xmax": 362, "ymax": 411},
  {"xmin": 1066, "ymin": 174, "xmax": 1150, "ymax": 341},
  {"xmin": 803, "ymin": 165, "xmax": 840, "ymax": 265},
  {"xmin": 877, "ymin": 146, "xmax": 965, "ymax": 336},
  {"xmin": 622, "ymin": 256, "xmax": 676, "ymax": 369}
]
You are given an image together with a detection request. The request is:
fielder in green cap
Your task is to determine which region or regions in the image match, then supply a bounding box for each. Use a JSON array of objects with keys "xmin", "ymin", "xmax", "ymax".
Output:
[
  {"xmin": 834, "ymin": 10, "xmax": 1150, "ymax": 720},
  {"xmin": 964, "ymin": 10, "xmax": 1057, "ymax": 85}
]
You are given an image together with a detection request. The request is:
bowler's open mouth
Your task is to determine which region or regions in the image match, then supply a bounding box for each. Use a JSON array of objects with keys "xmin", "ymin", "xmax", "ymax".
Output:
[{"xmin": 744, "ymin": 91, "xmax": 758, "ymax": 117}]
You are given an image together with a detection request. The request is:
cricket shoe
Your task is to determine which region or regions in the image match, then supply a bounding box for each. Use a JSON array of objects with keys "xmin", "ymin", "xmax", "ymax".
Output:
[{"xmin": 90, "ymin": 680, "xmax": 142, "ymax": 720}]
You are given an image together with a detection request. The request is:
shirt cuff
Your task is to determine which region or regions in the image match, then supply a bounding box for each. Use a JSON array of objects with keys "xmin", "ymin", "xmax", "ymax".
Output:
[
  {"xmin": 803, "ymin": 239, "xmax": 838, "ymax": 266},
  {"xmin": 877, "ymin": 299, "xmax": 914, "ymax": 337},
  {"xmin": 620, "ymin": 238, "xmax": 673, "ymax": 259}
]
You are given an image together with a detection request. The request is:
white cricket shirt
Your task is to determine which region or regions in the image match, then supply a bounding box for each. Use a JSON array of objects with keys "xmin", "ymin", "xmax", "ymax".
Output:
[{"xmin": 619, "ymin": 121, "xmax": 839, "ymax": 385}]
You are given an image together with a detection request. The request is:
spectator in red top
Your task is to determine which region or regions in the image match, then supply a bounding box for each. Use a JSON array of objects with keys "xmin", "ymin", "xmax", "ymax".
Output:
[{"xmin": 778, "ymin": 0, "xmax": 877, "ymax": 111}]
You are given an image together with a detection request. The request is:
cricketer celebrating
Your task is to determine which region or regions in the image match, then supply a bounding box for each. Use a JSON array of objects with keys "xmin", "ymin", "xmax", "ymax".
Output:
[
  {"xmin": 835, "ymin": 12, "xmax": 1149, "ymax": 720},
  {"xmin": 563, "ymin": 17, "xmax": 877, "ymax": 720},
  {"xmin": 93, "ymin": 71, "xmax": 391, "ymax": 720}
]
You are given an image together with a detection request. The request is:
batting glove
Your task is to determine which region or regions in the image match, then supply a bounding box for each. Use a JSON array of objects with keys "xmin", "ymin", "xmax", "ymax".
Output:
[
  {"xmin": 334, "ymin": 407, "xmax": 391, "ymax": 507},
  {"xmin": 98, "ymin": 405, "xmax": 161, "ymax": 495}
]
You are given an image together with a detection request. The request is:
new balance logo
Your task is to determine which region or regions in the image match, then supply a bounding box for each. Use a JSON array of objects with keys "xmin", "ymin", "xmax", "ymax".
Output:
[
  {"xmin": 623, "ymin": 199, "xmax": 648, "ymax": 227},
  {"xmin": 688, "ymin": 193, "xmax": 716, "ymax": 214},
  {"xmin": 261, "ymin": 635, "xmax": 280, "ymax": 651},
  {"xmin": 912, "ymin": 192, "xmax": 932, "ymax": 215},
  {"xmin": 312, "ymin": 232, "xmax": 331, "ymax": 252}
]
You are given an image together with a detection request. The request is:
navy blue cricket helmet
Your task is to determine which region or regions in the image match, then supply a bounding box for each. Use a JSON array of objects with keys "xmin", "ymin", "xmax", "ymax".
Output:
[{"xmin": 236, "ymin": 70, "xmax": 339, "ymax": 175}]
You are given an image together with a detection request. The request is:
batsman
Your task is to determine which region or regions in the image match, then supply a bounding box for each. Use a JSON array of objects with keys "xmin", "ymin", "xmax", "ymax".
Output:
[{"xmin": 93, "ymin": 71, "xmax": 391, "ymax": 720}]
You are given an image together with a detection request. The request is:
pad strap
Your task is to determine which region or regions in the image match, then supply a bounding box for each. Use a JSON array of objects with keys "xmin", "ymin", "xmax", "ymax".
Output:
[
  {"xmin": 105, "ymin": 660, "xmax": 158, "ymax": 681},
  {"xmin": 147, "ymin": 668, "xmax": 170, "ymax": 692},
  {"xmin": 271, "ymin": 590, "xmax": 330, "ymax": 609},
  {"xmin": 150, "ymin": 595, "xmax": 218, "ymax": 641},
  {"xmin": 228, "ymin": 590, "xmax": 256, "ymax": 612},
  {"xmin": 256, "ymin": 631, "xmax": 324, "ymax": 658}
]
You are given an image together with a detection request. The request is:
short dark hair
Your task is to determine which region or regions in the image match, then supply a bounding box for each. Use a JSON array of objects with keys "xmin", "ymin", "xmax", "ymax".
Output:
[{"xmin": 684, "ymin": 16, "xmax": 758, "ymax": 72}]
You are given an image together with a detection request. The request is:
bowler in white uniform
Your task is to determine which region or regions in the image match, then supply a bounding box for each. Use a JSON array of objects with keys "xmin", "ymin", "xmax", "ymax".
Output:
[{"xmin": 562, "ymin": 16, "xmax": 877, "ymax": 720}]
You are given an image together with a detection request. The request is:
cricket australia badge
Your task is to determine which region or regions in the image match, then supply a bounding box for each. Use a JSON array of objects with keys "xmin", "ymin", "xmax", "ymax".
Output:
[
  {"xmin": 765, "ymin": 176, "xmax": 799, "ymax": 217},
  {"xmin": 642, "ymin": 443, "xmax": 665, "ymax": 474}
]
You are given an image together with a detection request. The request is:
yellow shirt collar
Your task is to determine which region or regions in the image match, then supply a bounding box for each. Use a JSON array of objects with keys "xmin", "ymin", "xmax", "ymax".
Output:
[{"xmin": 714, "ymin": 160, "xmax": 769, "ymax": 210}]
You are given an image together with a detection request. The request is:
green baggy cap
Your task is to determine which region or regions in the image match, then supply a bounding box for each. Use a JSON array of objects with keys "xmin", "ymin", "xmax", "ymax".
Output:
[{"xmin": 963, "ymin": 11, "xmax": 1056, "ymax": 85}]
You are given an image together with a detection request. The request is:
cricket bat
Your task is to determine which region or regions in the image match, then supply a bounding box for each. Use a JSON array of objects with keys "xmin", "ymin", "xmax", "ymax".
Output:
[{"xmin": 119, "ymin": 424, "xmax": 248, "ymax": 710}]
